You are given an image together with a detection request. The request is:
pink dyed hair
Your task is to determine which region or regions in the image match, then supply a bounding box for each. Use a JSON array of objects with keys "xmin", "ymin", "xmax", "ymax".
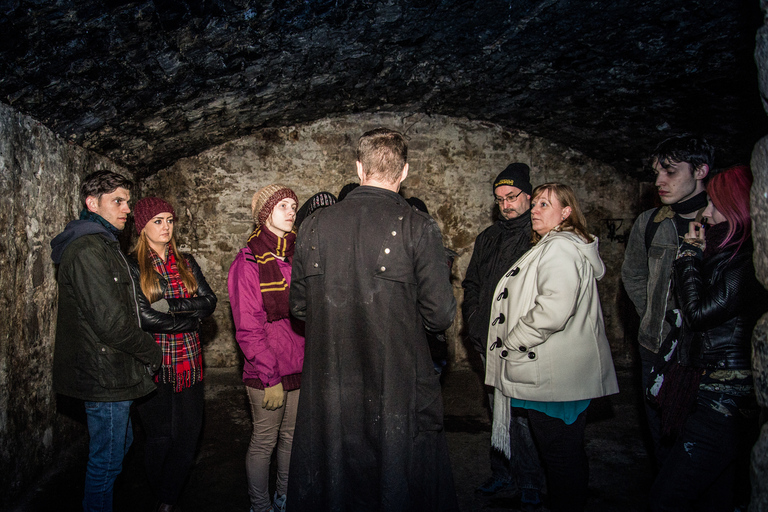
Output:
[{"xmin": 707, "ymin": 164, "xmax": 753, "ymax": 251}]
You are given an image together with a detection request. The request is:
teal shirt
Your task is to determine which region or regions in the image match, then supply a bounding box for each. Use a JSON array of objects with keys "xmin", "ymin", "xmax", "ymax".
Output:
[{"xmin": 510, "ymin": 398, "xmax": 590, "ymax": 425}]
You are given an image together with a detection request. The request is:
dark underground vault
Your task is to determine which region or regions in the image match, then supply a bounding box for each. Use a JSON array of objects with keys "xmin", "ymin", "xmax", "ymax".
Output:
[{"xmin": 2, "ymin": 0, "xmax": 768, "ymax": 510}]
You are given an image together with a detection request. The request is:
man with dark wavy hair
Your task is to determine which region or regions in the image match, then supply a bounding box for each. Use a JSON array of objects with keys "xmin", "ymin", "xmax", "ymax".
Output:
[
  {"xmin": 51, "ymin": 170, "xmax": 161, "ymax": 512},
  {"xmin": 622, "ymin": 134, "xmax": 713, "ymax": 467}
]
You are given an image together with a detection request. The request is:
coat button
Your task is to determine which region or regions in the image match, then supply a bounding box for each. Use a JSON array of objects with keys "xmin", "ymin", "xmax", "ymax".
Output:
[
  {"xmin": 101, "ymin": 347, "xmax": 106, "ymax": 352},
  {"xmin": 114, "ymin": 277, "xmax": 118, "ymax": 282},
  {"xmin": 380, "ymin": 266, "xmax": 386, "ymax": 271},
  {"xmin": 398, "ymin": 216, "xmax": 403, "ymax": 220},
  {"xmin": 391, "ymin": 231, "xmax": 397, "ymax": 236},
  {"xmin": 528, "ymin": 352, "xmax": 536, "ymax": 359},
  {"xmin": 313, "ymin": 263, "xmax": 319, "ymax": 268},
  {"xmin": 519, "ymin": 346, "xmax": 526, "ymax": 352},
  {"xmin": 496, "ymin": 288, "xmax": 508, "ymax": 301},
  {"xmin": 501, "ymin": 350, "xmax": 508, "ymax": 357},
  {"xmin": 384, "ymin": 248, "xmax": 390, "ymax": 254},
  {"xmin": 311, "ymin": 245, "xmax": 316, "ymax": 250}
]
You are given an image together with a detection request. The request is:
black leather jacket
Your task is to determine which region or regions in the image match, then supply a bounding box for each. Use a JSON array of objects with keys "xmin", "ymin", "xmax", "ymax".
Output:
[
  {"xmin": 128, "ymin": 252, "xmax": 217, "ymax": 334},
  {"xmin": 674, "ymin": 239, "xmax": 768, "ymax": 370}
]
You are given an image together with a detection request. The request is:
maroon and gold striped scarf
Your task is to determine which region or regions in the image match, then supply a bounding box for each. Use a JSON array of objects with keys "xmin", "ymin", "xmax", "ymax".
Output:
[
  {"xmin": 246, "ymin": 226, "xmax": 296, "ymax": 322},
  {"xmin": 150, "ymin": 246, "xmax": 202, "ymax": 392}
]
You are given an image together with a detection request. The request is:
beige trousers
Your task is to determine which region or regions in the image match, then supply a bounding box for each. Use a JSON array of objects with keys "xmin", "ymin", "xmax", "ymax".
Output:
[{"xmin": 245, "ymin": 386, "xmax": 300, "ymax": 512}]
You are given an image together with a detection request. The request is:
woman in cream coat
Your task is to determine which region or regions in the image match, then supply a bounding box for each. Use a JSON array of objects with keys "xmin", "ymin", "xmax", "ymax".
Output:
[{"xmin": 485, "ymin": 183, "xmax": 618, "ymax": 512}]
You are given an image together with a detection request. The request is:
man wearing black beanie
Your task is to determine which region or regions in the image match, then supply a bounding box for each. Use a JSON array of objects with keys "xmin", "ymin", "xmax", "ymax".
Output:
[{"xmin": 462, "ymin": 163, "xmax": 545, "ymax": 508}]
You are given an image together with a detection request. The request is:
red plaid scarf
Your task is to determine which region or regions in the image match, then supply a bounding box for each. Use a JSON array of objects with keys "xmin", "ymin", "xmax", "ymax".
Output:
[
  {"xmin": 150, "ymin": 246, "xmax": 202, "ymax": 392},
  {"xmin": 246, "ymin": 226, "xmax": 295, "ymax": 322}
]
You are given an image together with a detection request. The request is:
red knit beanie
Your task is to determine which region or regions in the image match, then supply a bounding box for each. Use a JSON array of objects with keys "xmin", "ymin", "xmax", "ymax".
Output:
[{"xmin": 134, "ymin": 197, "xmax": 176, "ymax": 234}]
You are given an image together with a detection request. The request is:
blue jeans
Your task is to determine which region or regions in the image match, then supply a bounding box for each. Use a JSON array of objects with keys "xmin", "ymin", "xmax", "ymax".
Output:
[{"xmin": 83, "ymin": 400, "xmax": 134, "ymax": 512}]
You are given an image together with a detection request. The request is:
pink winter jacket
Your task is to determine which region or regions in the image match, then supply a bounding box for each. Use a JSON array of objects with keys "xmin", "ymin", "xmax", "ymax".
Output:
[{"xmin": 228, "ymin": 247, "xmax": 305, "ymax": 388}]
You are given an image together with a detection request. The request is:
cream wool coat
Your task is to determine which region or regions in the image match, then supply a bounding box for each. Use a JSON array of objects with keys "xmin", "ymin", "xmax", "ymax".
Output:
[{"xmin": 485, "ymin": 230, "xmax": 619, "ymax": 403}]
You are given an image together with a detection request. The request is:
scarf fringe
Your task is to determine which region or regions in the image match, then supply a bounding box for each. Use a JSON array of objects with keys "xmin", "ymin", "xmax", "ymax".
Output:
[
  {"xmin": 490, "ymin": 388, "xmax": 512, "ymax": 459},
  {"xmin": 158, "ymin": 365, "xmax": 203, "ymax": 393}
]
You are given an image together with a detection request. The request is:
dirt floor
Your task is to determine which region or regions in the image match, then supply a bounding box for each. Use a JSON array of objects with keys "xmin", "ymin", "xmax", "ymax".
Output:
[{"xmin": 10, "ymin": 365, "xmax": 653, "ymax": 512}]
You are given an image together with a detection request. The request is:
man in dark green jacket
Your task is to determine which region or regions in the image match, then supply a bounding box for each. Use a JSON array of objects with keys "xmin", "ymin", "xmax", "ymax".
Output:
[{"xmin": 51, "ymin": 170, "xmax": 161, "ymax": 512}]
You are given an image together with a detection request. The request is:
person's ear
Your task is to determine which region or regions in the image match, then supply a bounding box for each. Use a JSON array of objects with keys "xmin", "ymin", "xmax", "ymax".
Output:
[
  {"xmin": 694, "ymin": 164, "xmax": 709, "ymax": 180},
  {"xmin": 85, "ymin": 195, "xmax": 99, "ymax": 213},
  {"xmin": 400, "ymin": 163, "xmax": 409, "ymax": 183},
  {"xmin": 356, "ymin": 161, "xmax": 364, "ymax": 183},
  {"xmin": 562, "ymin": 206, "xmax": 572, "ymax": 220}
]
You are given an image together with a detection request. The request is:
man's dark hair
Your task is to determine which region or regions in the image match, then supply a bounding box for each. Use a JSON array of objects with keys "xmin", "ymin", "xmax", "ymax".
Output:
[
  {"xmin": 357, "ymin": 128, "xmax": 408, "ymax": 183},
  {"xmin": 80, "ymin": 171, "xmax": 133, "ymax": 206},
  {"xmin": 650, "ymin": 134, "xmax": 714, "ymax": 173}
]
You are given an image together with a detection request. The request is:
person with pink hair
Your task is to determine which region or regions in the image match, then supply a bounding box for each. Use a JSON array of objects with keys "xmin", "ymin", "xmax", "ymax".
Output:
[{"xmin": 649, "ymin": 165, "xmax": 768, "ymax": 511}]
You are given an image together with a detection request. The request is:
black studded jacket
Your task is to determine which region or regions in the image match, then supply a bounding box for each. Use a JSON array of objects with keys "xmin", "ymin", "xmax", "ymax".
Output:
[{"xmin": 674, "ymin": 238, "xmax": 768, "ymax": 371}]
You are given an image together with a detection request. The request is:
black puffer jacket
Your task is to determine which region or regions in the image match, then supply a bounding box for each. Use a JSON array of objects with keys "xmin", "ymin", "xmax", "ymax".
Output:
[
  {"xmin": 461, "ymin": 211, "xmax": 532, "ymax": 353},
  {"xmin": 674, "ymin": 238, "xmax": 768, "ymax": 370},
  {"xmin": 128, "ymin": 252, "xmax": 217, "ymax": 334}
]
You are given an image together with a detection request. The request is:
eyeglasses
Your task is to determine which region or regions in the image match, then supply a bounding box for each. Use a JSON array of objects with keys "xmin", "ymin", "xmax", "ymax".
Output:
[{"xmin": 494, "ymin": 190, "xmax": 524, "ymax": 205}]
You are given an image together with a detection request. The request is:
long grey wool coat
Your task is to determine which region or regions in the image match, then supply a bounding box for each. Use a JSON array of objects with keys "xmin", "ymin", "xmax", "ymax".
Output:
[{"xmin": 287, "ymin": 185, "xmax": 458, "ymax": 512}]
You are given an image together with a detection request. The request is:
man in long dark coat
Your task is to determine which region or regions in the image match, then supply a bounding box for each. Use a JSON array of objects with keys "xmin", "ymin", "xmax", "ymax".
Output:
[{"xmin": 288, "ymin": 128, "xmax": 458, "ymax": 512}]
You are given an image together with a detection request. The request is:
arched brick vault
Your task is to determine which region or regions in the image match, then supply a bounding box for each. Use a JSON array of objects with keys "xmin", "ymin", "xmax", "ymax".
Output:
[
  {"xmin": 3, "ymin": 0, "xmax": 768, "ymax": 508},
  {"xmin": 1, "ymin": 0, "xmax": 766, "ymax": 178}
]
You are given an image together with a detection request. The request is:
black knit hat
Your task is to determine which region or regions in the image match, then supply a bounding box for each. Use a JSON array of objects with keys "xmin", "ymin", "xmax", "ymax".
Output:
[
  {"xmin": 492, "ymin": 163, "xmax": 532, "ymax": 196},
  {"xmin": 295, "ymin": 191, "xmax": 337, "ymax": 229}
]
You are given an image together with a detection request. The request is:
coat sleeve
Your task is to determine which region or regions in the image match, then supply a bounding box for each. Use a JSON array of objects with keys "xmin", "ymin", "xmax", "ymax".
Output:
[
  {"xmin": 674, "ymin": 253, "xmax": 752, "ymax": 331},
  {"xmin": 414, "ymin": 217, "xmax": 456, "ymax": 333},
  {"xmin": 621, "ymin": 212, "xmax": 650, "ymax": 317},
  {"xmin": 128, "ymin": 257, "xmax": 202, "ymax": 335},
  {"xmin": 461, "ymin": 234, "xmax": 487, "ymax": 351},
  {"xmin": 68, "ymin": 239, "xmax": 161, "ymax": 367},
  {"xmin": 228, "ymin": 251, "xmax": 280, "ymax": 385},
  {"xmin": 506, "ymin": 239, "xmax": 581, "ymax": 350},
  {"xmin": 289, "ymin": 219, "xmax": 311, "ymax": 321},
  {"xmin": 165, "ymin": 254, "xmax": 218, "ymax": 318}
]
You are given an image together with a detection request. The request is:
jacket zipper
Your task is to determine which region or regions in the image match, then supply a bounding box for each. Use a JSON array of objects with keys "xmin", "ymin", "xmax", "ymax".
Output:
[{"xmin": 116, "ymin": 246, "xmax": 143, "ymax": 328}]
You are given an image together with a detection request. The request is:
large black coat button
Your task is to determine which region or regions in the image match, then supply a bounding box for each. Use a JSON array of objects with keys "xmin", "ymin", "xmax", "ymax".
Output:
[
  {"xmin": 519, "ymin": 346, "xmax": 526, "ymax": 352},
  {"xmin": 501, "ymin": 350, "xmax": 508, "ymax": 357},
  {"xmin": 528, "ymin": 352, "xmax": 536, "ymax": 359}
]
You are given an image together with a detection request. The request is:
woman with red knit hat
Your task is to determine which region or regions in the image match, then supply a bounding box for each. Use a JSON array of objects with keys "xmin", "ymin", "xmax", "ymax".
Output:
[
  {"xmin": 227, "ymin": 184, "xmax": 305, "ymax": 512},
  {"xmin": 129, "ymin": 196, "xmax": 217, "ymax": 512}
]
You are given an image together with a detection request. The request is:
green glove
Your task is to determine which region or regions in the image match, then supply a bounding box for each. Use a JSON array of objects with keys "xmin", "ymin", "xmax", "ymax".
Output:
[{"xmin": 262, "ymin": 382, "xmax": 285, "ymax": 410}]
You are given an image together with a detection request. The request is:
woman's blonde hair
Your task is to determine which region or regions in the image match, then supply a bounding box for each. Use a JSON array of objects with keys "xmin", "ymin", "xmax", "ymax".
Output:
[
  {"xmin": 133, "ymin": 230, "xmax": 197, "ymax": 302},
  {"xmin": 531, "ymin": 183, "xmax": 593, "ymax": 244}
]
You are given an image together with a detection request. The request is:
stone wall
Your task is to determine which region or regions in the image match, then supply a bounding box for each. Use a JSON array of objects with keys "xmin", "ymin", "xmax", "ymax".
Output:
[
  {"xmin": 750, "ymin": 2, "xmax": 768, "ymax": 508},
  {"xmin": 0, "ymin": 103, "xmax": 130, "ymax": 505},
  {"xmin": 141, "ymin": 113, "xmax": 640, "ymax": 372}
]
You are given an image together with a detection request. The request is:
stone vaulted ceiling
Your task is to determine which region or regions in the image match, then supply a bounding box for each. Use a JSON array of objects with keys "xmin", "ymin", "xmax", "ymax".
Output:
[{"xmin": 1, "ymin": 0, "xmax": 766, "ymax": 179}]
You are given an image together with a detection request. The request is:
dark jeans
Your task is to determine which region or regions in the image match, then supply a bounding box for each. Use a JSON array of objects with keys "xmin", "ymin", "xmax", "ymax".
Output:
[
  {"xmin": 489, "ymin": 408, "xmax": 546, "ymax": 492},
  {"xmin": 482, "ymin": 355, "xmax": 545, "ymax": 493},
  {"xmin": 136, "ymin": 381, "xmax": 204, "ymax": 505},
  {"xmin": 649, "ymin": 390, "xmax": 758, "ymax": 512},
  {"xmin": 640, "ymin": 345, "xmax": 668, "ymax": 468},
  {"xmin": 83, "ymin": 400, "xmax": 133, "ymax": 512},
  {"xmin": 525, "ymin": 408, "xmax": 589, "ymax": 512}
]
